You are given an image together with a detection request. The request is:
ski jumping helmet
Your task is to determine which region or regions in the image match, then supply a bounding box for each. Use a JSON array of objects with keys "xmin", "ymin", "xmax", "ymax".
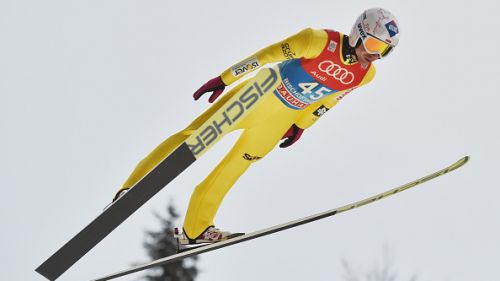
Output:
[{"xmin": 349, "ymin": 8, "xmax": 400, "ymax": 58}]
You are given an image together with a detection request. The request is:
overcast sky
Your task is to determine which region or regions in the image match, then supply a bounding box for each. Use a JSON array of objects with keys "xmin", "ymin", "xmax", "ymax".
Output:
[{"xmin": 2, "ymin": 0, "xmax": 499, "ymax": 281}]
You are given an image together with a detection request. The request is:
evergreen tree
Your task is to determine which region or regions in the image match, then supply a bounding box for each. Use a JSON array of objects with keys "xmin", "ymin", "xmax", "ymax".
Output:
[
  {"xmin": 143, "ymin": 202, "xmax": 199, "ymax": 281},
  {"xmin": 341, "ymin": 246, "xmax": 417, "ymax": 281}
]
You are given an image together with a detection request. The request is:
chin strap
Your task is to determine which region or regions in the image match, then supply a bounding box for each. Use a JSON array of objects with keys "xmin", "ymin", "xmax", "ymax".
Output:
[{"xmin": 343, "ymin": 35, "xmax": 360, "ymax": 64}]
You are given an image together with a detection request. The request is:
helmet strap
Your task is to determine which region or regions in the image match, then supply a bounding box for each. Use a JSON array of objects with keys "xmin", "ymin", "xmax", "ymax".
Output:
[
  {"xmin": 343, "ymin": 35, "xmax": 359, "ymax": 64},
  {"xmin": 354, "ymin": 38, "xmax": 363, "ymax": 48}
]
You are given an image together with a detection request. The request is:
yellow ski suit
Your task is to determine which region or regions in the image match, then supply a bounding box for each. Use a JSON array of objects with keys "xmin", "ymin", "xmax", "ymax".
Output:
[{"xmin": 119, "ymin": 28, "xmax": 376, "ymax": 238}]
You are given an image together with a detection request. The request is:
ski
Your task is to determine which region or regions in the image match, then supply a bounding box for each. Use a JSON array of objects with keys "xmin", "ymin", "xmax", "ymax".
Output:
[
  {"xmin": 35, "ymin": 68, "xmax": 280, "ymax": 281},
  {"xmin": 91, "ymin": 156, "xmax": 469, "ymax": 281}
]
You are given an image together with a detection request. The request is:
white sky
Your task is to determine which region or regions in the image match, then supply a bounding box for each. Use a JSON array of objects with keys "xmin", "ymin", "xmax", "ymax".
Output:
[{"xmin": 2, "ymin": 0, "xmax": 499, "ymax": 281}]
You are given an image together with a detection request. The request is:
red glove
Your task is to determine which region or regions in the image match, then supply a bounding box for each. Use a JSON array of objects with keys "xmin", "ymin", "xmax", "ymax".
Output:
[
  {"xmin": 193, "ymin": 76, "xmax": 226, "ymax": 103},
  {"xmin": 279, "ymin": 124, "xmax": 304, "ymax": 148}
]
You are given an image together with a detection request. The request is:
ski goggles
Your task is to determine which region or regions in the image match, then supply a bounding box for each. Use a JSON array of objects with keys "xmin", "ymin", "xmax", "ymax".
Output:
[{"xmin": 363, "ymin": 35, "xmax": 394, "ymax": 58}]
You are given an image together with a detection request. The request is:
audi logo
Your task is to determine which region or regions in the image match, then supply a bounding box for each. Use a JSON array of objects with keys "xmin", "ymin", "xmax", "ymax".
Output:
[{"xmin": 318, "ymin": 60, "xmax": 355, "ymax": 85}]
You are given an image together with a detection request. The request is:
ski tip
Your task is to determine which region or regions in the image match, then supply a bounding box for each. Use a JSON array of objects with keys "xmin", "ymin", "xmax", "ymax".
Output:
[
  {"xmin": 448, "ymin": 156, "xmax": 470, "ymax": 172},
  {"xmin": 459, "ymin": 155, "xmax": 470, "ymax": 165}
]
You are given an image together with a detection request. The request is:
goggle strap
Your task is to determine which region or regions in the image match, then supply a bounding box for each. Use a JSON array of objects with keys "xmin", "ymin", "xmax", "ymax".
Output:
[{"xmin": 380, "ymin": 45, "xmax": 393, "ymax": 58}]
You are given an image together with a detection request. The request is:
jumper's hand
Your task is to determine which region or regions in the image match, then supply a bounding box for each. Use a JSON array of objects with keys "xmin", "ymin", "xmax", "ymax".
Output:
[
  {"xmin": 193, "ymin": 76, "xmax": 226, "ymax": 103},
  {"xmin": 279, "ymin": 124, "xmax": 304, "ymax": 148}
]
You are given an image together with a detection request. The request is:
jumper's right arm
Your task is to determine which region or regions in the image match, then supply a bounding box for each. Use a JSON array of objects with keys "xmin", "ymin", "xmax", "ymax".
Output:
[
  {"xmin": 220, "ymin": 28, "xmax": 327, "ymax": 85},
  {"xmin": 194, "ymin": 28, "xmax": 328, "ymax": 102}
]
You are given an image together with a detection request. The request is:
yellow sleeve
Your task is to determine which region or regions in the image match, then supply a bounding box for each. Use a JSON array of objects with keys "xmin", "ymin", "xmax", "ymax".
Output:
[
  {"xmin": 220, "ymin": 28, "xmax": 328, "ymax": 85},
  {"xmin": 295, "ymin": 65, "xmax": 376, "ymax": 129}
]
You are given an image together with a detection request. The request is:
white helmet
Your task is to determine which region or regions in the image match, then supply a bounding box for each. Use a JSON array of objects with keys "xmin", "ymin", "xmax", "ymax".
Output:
[{"xmin": 349, "ymin": 8, "xmax": 400, "ymax": 58}]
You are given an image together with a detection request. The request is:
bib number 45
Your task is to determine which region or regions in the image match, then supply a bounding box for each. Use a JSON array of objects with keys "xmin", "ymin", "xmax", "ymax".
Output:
[{"xmin": 298, "ymin": 82, "xmax": 332, "ymax": 100}]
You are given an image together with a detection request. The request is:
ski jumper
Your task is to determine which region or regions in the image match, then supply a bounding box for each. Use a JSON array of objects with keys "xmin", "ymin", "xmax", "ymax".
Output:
[{"xmin": 119, "ymin": 28, "xmax": 376, "ymax": 238}]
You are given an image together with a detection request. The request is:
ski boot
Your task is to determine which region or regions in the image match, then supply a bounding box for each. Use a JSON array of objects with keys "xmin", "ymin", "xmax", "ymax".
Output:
[{"xmin": 174, "ymin": 226, "xmax": 244, "ymax": 251}]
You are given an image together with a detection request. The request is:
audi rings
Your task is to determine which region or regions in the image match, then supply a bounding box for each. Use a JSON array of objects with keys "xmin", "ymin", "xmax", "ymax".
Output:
[{"xmin": 318, "ymin": 60, "xmax": 355, "ymax": 85}]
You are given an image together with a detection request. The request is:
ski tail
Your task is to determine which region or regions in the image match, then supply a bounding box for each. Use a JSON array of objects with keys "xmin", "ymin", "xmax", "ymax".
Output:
[{"xmin": 35, "ymin": 143, "xmax": 196, "ymax": 281}]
